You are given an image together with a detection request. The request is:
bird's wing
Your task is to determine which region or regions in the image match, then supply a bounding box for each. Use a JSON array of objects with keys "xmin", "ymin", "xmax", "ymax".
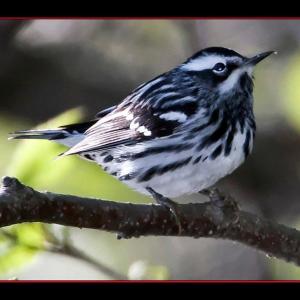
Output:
[
  {"xmin": 63, "ymin": 75, "xmax": 199, "ymax": 156},
  {"xmin": 95, "ymin": 105, "xmax": 117, "ymax": 118},
  {"xmin": 54, "ymin": 105, "xmax": 117, "ymax": 133}
]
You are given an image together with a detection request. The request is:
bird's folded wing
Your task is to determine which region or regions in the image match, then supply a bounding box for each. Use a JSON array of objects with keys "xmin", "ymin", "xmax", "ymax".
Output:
[{"xmin": 62, "ymin": 104, "xmax": 183, "ymax": 156}]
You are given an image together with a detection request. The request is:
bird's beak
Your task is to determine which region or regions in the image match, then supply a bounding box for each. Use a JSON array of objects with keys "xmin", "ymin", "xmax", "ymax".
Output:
[{"xmin": 243, "ymin": 51, "xmax": 276, "ymax": 66}]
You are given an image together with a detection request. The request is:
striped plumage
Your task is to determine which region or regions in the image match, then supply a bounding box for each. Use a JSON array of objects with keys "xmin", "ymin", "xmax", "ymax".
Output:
[{"xmin": 10, "ymin": 47, "xmax": 274, "ymax": 199}]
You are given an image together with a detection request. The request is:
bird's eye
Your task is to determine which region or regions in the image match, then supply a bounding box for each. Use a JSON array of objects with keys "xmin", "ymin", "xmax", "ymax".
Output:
[{"xmin": 213, "ymin": 62, "xmax": 226, "ymax": 73}]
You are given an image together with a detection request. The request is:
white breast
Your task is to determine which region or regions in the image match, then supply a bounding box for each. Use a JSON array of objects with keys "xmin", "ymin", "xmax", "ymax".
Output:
[{"xmin": 105, "ymin": 128, "xmax": 251, "ymax": 199}]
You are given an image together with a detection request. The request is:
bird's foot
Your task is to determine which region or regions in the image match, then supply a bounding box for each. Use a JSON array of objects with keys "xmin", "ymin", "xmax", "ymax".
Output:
[
  {"xmin": 199, "ymin": 187, "xmax": 225, "ymax": 207},
  {"xmin": 146, "ymin": 187, "xmax": 182, "ymax": 235}
]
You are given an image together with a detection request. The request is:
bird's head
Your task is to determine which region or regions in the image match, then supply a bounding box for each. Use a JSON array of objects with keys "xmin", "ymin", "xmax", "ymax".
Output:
[{"xmin": 181, "ymin": 47, "xmax": 275, "ymax": 95}]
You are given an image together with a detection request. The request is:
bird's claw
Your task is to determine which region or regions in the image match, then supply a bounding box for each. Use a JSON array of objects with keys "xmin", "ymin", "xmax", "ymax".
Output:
[{"xmin": 146, "ymin": 187, "xmax": 183, "ymax": 235}]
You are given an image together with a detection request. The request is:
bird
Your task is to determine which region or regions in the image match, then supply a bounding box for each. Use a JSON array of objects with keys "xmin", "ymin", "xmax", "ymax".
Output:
[{"xmin": 9, "ymin": 47, "xmax": 275, "ymax": 231}]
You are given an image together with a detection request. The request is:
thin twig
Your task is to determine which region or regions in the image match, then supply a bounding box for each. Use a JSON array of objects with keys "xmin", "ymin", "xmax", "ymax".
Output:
[
  {"xmin": 0, "ymin": 227, "xmax": 127, "ymax": 280},
  {"xmin": 48, "ymin": 242, "xmax": 127, "ymax": 280}
]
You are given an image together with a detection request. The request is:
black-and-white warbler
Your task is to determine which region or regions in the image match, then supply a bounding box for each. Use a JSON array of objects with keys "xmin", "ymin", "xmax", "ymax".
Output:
[{"xmin": 10, "ymin": 47, "xmax": 274, "ymax": 226}]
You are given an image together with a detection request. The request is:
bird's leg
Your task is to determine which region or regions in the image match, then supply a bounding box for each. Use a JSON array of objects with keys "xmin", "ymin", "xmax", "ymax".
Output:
[
  {"xmin": 199, "ymin": 187, "xmax": 225, "ymax": 207},
  {"xmin": 146, "ymin": 187, "xmax": 182, "ymax": 235}
]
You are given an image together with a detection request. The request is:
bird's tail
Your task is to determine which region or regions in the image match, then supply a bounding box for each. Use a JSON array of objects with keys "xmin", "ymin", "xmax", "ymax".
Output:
[
  {"xmin": 9, "ymin": 120, "xmax": 97, "ymax": 148},
  {"xmin": 9, "ymin": 129, "xmax": 69, "ymax": 140}
]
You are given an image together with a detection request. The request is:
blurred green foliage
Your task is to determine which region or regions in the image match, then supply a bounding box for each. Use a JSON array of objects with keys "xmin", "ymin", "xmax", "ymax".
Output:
[
  {"xmin": 6, "ymin": 108, "xmax": 150, "ymax": 202},
  {"xmin": 0, "ymin": 224, "xmax": 45, "ymax": 275},
  {"xmin": 281, "ymin": 52, "xmax": 300, "ymax": 132},
  {"xmin": 127, "ymin": 260, "xmax": 170, "ymax": 280},
  {"xmin": 0, "ymin": 115, "xmax": 30, "ymax": 177},
  {"xmin": 0, "ymin": 108, "xmax": 151, "ymax": 277},
  {"xmin": 271, "ymin": 258, "xmax": 300, "ymax": 279}
]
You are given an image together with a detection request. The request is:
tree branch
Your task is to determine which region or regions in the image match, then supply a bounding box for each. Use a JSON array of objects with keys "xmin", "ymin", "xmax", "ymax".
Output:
[{"xmin": 1, "ymin": 176, "xmax": 300, "ymax": 266}]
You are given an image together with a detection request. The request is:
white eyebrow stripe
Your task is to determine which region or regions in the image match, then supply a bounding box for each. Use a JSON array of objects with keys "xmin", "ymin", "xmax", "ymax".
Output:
[{"xmin": 181, "ymin": 55, "xmax": 227, "ymax": 71}]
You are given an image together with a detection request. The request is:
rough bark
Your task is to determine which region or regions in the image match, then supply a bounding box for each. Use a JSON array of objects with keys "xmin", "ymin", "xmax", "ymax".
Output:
[{"xmin": 1, "ymin": 176, "xmax": 300, "ymax": 266}]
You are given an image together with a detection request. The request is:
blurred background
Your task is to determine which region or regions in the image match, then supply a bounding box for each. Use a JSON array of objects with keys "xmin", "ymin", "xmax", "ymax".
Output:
[{"xmin": 0, "ymin": 19, "xmax": 300, "ymax": 279}]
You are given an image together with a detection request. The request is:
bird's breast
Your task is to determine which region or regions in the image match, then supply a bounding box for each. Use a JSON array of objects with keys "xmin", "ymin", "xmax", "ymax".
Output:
[{"xmin": 94, "ymin": 123, "xmax": 254, "ymax": 198}]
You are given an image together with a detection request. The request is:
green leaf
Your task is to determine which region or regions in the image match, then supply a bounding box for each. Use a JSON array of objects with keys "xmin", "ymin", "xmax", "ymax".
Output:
[
  {"xmin": 0, "ymin": 224, "xmax": 46, "ymax": 276},
  {"xmin": 10, "ymin": 223, "xmax": 46, "ymax": 249},
  {"xmin": 0, "ymin": 244, "xmax": 38, "ymax": 276}
]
